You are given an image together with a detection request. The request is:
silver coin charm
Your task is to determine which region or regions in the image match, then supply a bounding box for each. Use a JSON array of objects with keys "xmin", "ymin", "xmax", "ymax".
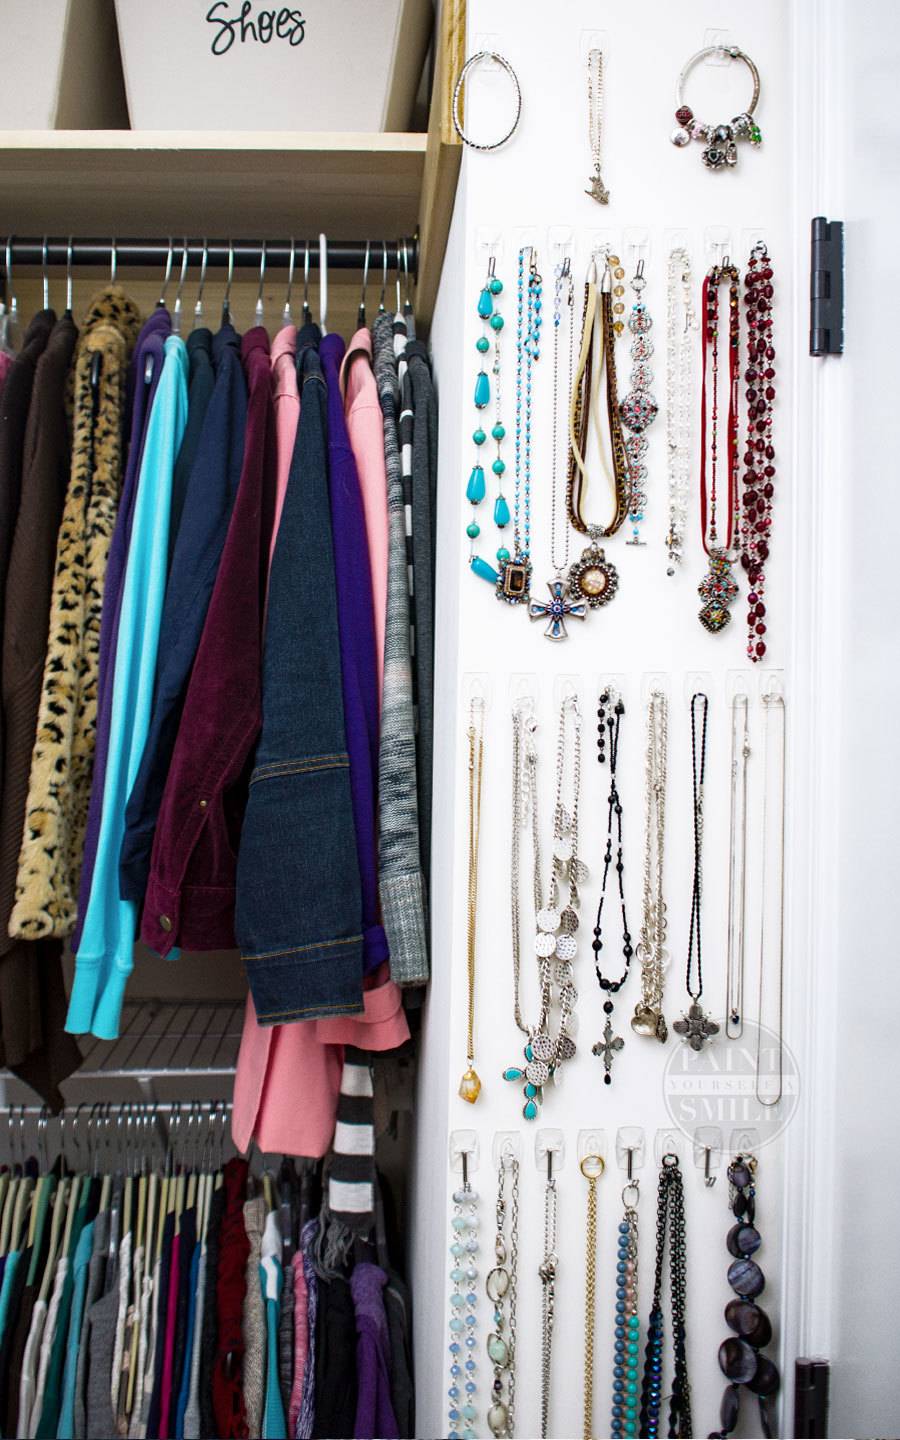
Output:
[
  {"xmin": 531, "ymin": 1033, "xmax": 554, "ymax": 1062},
  {"xmin": 537, "ymin": 906, "xmax": 561, "ymax": 933},
  {"xmin": 555, "ymin": 932, "xmax": 577, "ymax": 961},
  {"xmin": 535, "ymin": 930, "xmax": 556, "ymax": 958},
  {"xmin": 525, "ymin": 1058, "xmax": 550, "ymax": 1086}
]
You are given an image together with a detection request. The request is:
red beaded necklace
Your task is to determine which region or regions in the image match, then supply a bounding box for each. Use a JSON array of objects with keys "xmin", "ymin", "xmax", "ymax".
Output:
[
  {"xmin": 698, "ymin": 261, "xmax": 742, "ymax": 633},
  {"xmin": 739, "ymin": 244, "xmax": 776, "ymax": 662}
]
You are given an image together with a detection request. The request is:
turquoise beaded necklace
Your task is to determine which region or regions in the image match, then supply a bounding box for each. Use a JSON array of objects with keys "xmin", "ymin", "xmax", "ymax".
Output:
[
  {"xmin": 466, "ymin": 256, "xmax": 508, "ymax": 583},
  {"xmin": 469, "ymin": 246, "xmax": 541, "ymax": 605}
]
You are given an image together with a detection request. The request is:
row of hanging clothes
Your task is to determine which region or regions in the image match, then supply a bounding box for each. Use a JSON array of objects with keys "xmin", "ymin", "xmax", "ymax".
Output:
[
  {"xmin": 0, "ymin": 237, "xmax": 434, "ymax": 1154},
  {"xmin": 0, "ymin": 1102, "xmax": 413, "ymax": 1440}
]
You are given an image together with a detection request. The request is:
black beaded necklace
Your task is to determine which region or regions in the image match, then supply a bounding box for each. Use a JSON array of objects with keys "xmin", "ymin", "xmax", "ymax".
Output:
[
  {"xmin": 639, "ymin": 1155, "xmax": 692, "ymax": 1438},
  {"xmin": 709, "ymin": 1154, "xmax": 780, "ymax": 1438},
  {"xmin": 591, "ymin": 689, "xmax": 633, "ymax": 1084},
  {"xmin": 674, "ymin": 692, "xmax": 720, "ymax": 1051}
]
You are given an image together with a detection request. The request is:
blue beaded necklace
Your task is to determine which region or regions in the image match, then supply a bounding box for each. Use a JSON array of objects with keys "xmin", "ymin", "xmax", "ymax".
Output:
[
  {"xmin": 466, "ymin": 256, "xmax": 508, "ymax": 585},
  {"xmin": 611, "ymin": 1180, "xmax": 641, "ymax": 1438},
  {"xmin": 469, "ymin": 246, "xmax": 541, "ymax": 605}
]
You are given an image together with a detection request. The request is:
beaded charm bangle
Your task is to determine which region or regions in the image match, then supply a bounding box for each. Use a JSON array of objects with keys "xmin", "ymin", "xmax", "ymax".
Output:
[{"xmin": 671, "ymin": 46, "xmax": 762, "ymax": 169}]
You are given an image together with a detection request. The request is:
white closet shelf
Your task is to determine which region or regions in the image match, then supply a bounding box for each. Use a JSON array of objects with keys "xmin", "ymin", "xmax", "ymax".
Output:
[{"xmin": 0, "ymin": 129, "xmax": 427, "ymax": 239}]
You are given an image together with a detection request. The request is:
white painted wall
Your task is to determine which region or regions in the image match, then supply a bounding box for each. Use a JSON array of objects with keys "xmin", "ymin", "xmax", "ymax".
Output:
[{"xmin": 417, "ymin": 3, "xmax": 803, "ymax": 1437}]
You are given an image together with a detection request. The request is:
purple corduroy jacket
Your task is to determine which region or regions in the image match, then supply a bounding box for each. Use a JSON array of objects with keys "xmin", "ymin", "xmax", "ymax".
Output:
[{"xmin": 140, "ymin": 327, "xmax": 275, "ymax": 956}]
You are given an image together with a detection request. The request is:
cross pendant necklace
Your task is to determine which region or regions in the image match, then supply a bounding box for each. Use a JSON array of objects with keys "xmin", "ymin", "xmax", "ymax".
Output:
[{"xmin": 673, "ymin": 693, "xmax": 720, "ymax": 1051}]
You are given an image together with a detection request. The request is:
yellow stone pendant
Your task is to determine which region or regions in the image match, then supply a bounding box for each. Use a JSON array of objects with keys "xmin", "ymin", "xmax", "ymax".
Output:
[{"xmin": 458, "ymin": 1066, "xmax": 482, "ymax": 1104}]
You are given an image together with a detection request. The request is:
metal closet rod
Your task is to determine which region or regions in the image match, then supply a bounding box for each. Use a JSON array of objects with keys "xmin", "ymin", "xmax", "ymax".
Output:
[{"xmin": 0, "ymin": 235, "xmax": 419, "ymax": 276}]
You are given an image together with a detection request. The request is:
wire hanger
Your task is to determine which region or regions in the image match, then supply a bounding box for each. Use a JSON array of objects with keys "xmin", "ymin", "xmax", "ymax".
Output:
[
  {"xmin": 172, "ymin": 238, "xmax": 189, "ymax": 334},
  {"xmin": 282, "ymin": 238, "xmax": 296, "ymax": 326},
  {"xmin": 41, "ymin": 236, "xmax": 50, "ymax": 312},
  {"xmin": 193, "ymin": 238, "xmax": 208, "ymax": 329},
  {"xmin": 65, "ymin": 237, "xmax": 74, "ymax": 316},
  {"xmin": 302, "ymin": 243, "xmax": 312, "ymax": 325},
  {"xmin": 255, "ymin": 239, "xmax": 267, "ymax": 326},
  {"xmin": 319, "ymin": 233, "xmax": 328, "ymax": 334},
  {"xmin": 157, "ymin": 237, "xmax": 173, "ymax": 309},
  {"xmin": 358, "ymin": 240, "xmax": 370, "ymax": 327},
  {"xmin": 401, "ymin": 237, "xmax": 413, "ymax": 317},
  {"xmin": 222, "ymin": 239, "xmax": 234, "ymax": 325},
  {"xmin": 378, "ymin": 241, "xmax": 388, "ymax": 314},
  {"xmin": 0, "ymin": 236, "xmax": 17, "ymax": 356}
]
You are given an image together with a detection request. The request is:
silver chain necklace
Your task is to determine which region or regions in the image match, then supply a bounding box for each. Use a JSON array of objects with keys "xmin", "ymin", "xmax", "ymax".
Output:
[
  {"xmin": 486, "ymin": 1147, "xmax": 519, "ymax": 1437},
  {"xmin": 665, "ymin": 247, "xmax": 697, "ymax": 574},
  {"xmin": 633, "ymin": 690, "xmax": 669, "ymax": 1041},
  {"xmin": 726, "ymin": 693, "xmax": 751, "ymax": 1038},
  {"xmin": 538, "ymin": 1160, "xmax": 558, "ymax": 1438},
  {"xmin": 504, "ymin": 697, "xmax": 582, "ymax": 1117},
  {"xmin": 756, "ymin": 691, "xmax": 786, "ymax": 1106},
  {"xmin": 585, "ymin": 49, "xmax": 610, "ymax": 203}
]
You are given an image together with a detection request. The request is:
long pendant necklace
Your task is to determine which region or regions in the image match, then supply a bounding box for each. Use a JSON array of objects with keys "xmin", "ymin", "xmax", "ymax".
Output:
[
  {"xmin": 590, "ymin": 688, "xmax": 633, "ymax": 1084},
  {"xmin": 709, "ymin": 1154, "xmax": 780, "ymax": 1439},
  {"xmin": 610, "ymin": 1177, "xmax": 641, "ymax": 1440},
  {"xmin": 639, "ymin": 1155, "xmax": 692, "ymax": 1439},
  {"xmin": 580, "ymin": 1153, "xmax": 605, "ymax": 1440},
  {"xmin": 565, "ymin": 255, "xmax": 623, "ymax": 612},
  {"xmin": 665, "ymin": 247, "xmax": 697, "ymax": 575},
  {"xmin": 619, "ymin": 259, "xmax": 659, "ymax": 547},
  {"xmin": 756, "ymin": 691, "xmax": 785, "ymax": 1106},
  {"xmin": 486, "ymin": 1147, "xmax": 519, "ymax": 1438},
  {"xmin": 698, "ymin": 259, "xmax": 742, "ymax": 633},
  {"xmin": 674, "ymin": 693, "xmax": 720, "ymax": 1050},
  {"xmin": 529, "ymin": 257, "xmax": 588, "ymax": 640},
  {"xmin": 503, "ymin": 697, "xmax": 581, "ymax": 1117},
  {"xmin": 739, "ymin": 242, "xmax": 776, "ymax": 662},
  {"xmin": 447, "ymin": 1153, "xmax": 480, "ymax": 1440},
  {"xmin": 467, "ymin": 256, "xmax": 508, "ymax": 585},
  {"xmin": 725, "ymin": 693, "xmax": 750, "ymax": 1040},
  {"xmin": 458, "ymin": 695, "xmax": 486, "ymax": 1102},
  {"xmin": 585, "ymin": 49, "xmax": 610, "ymax": 203},
  {"xmin": 632, "ymin": 690, "xmax": 669, "ymax": 1043},
  {"xmin": 538, "ymin": 1156, "xmax": 559, "ymax": 1438}
]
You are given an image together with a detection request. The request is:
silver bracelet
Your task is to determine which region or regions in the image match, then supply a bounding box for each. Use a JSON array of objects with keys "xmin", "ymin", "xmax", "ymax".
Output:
[
  {"xmin": 452, "ymin": 50, "xmax": 522, "ymax": 151},
  {"xmin": 670, "ymin": 44, "xmax": 762, "ymax": 169}
]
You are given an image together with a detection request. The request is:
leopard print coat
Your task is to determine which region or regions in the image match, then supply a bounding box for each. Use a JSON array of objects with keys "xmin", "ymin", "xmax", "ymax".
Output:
[{"xmin": 9, "ymin": 287, "xmax": 141, "ymax": 939}]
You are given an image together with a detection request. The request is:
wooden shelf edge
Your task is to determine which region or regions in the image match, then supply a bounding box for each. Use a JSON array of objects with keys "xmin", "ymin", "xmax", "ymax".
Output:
[
  {"xmin": 0, "ymin": 128, "xmax": 428, "ymax": 155},
  {"xmin": 415, "ymin": 0, "xmax": 465, "ymax": 330}
]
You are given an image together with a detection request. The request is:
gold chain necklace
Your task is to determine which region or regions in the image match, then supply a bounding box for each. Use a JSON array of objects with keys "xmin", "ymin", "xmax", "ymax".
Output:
[
  {"xmin": 459, "ymin": 696, "xmax": 485, "ymax": 1103},
  {"xmin": 581, "ymin": 1153, "xmax": 605, "ymax": 1439}
]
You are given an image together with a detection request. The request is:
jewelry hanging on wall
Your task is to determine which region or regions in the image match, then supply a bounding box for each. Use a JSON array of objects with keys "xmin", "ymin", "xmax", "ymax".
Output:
[
  {"xmin": 467, "ymin": 254, "xmax": 508, "ymax": 587},
  {"xmin": 538, "ymin": 1152, "xmax": 559, "ymax": 1439},
  {"xmin": 591, "ymin": 688, "xmax": 634, "ymax": 1084},
  {"xmin": 665, "ymin": 247, "xmax": 697, "ymax": 574},
  {"xmin": 674, "ymin": 693, "xmax": 720, "ymax": 1050},
  {"xmin": 739, "ymin": 242, "xmax": 776, "ymax": 662},
  {"xmin": 485, "ymin": 1145, "xmax": 519, "ymax": 1438},
  {"xmin": 580, "ymin": 1154, "xmax": 605, "ymax": 1440},
  {"xmin": 585, "ymin": 48, "xmax": 610, "ymax": 203},
  {"xmin": 709, "ymin": 1155, "xmax": 780, "ymax": 1438},
  {"xmin": 638, "ymin": 1155, "xmax": 692, "ymax": 1439},
  {"xmin": 452, "ymin": 50, "xmax": 523, "ymax": 151},
  {"xmin": 698, "ymin": 258, "xmax": 742, "ymax": 632},
  {"xmin": 633, "ymin": 690, "xmax": 669, "ymax": 1042},
  {"xmin": 610, "ymin": 1176, "xmax": 641, "ymax": 1440},
  {"xmin": 529, "ymin": 256, "xmax": 588, "ymax": 639},
  {"xmin": 619, "ymin": 258, "xmax": 659, "ymax": 546},
  {"xmin": 566, "ymin": 255, "xmax": 624, "ymax": 611},
  {"xmin": 725, "ymin": 693, "xmax": 750, "ymax": 1040},
  {"xmin": 756, "ymin": 689, "xmax": 786, "ymax": 1107},
  {"xmin": 448, "ymin": 1153, "xmax": 480, "ymax": 1440},
  {"xmin": 503, "ymin": 696, "xmax": 582, "ymax": 1117},
  {"xmin": 470, "ymin": 247, "xmax": 540, "ymax": 603},
  {"xmin": 670, "ymin": 45, "xmax": 762, "ymax": 168},
  {"xmin": 459, "ymin": 695, "xmax": 486, "ymax": 1102}
]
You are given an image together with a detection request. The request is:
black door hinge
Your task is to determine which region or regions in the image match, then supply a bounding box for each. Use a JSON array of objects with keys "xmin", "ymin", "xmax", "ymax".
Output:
[
  {"xmin": 810, "ymin": 217, "xmax": 844, "ymax": 356},
  {"xmin": 794, "ymin": 1356, "xmax": 830, "ymax": 1437}
]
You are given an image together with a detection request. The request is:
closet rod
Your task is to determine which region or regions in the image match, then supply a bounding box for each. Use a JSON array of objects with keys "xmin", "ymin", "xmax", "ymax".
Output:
[{"xmin": 0, "ymin": 235, "xmax": 418, "ymax": 277}]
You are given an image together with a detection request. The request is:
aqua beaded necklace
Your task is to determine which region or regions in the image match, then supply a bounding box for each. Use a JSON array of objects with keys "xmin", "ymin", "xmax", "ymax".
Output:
[
  {"xmin": 466, "ymin": 255, "xmax": 508, "ymax": 582},
  {"xmin": 468, "ymin": 246, "xmax": 541, "ymax": 605}
]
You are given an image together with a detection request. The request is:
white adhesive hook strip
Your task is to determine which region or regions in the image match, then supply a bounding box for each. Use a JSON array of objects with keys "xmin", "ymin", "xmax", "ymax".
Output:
[
  {"xmin": 492, "ymin": 1130, "xmax": 522, "ymax": 1167},
  {"xmin": 654, "ymin": 1128, "xmax": 683, "ymax": 1164},
  {"xmin": 535, "ymin": 1129, "xmax": 565, "ymax": 1175},
  {"xmin": 577, "ymin": 1129, "xmax": 607, "ymax": 1163},
  {"xmin": 449, "ymin": 1130, "xmax": 478, "ymax": 1174}
]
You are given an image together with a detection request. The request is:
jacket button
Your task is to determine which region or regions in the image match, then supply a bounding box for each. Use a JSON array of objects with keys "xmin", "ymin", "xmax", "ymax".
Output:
[
  {"xmin": 159, "ymin": 914, "xmax": 173, "ymax": 933},
  {"xmin": 198, "ymin": 798, "xmax": 208, "ymax": 810}
]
